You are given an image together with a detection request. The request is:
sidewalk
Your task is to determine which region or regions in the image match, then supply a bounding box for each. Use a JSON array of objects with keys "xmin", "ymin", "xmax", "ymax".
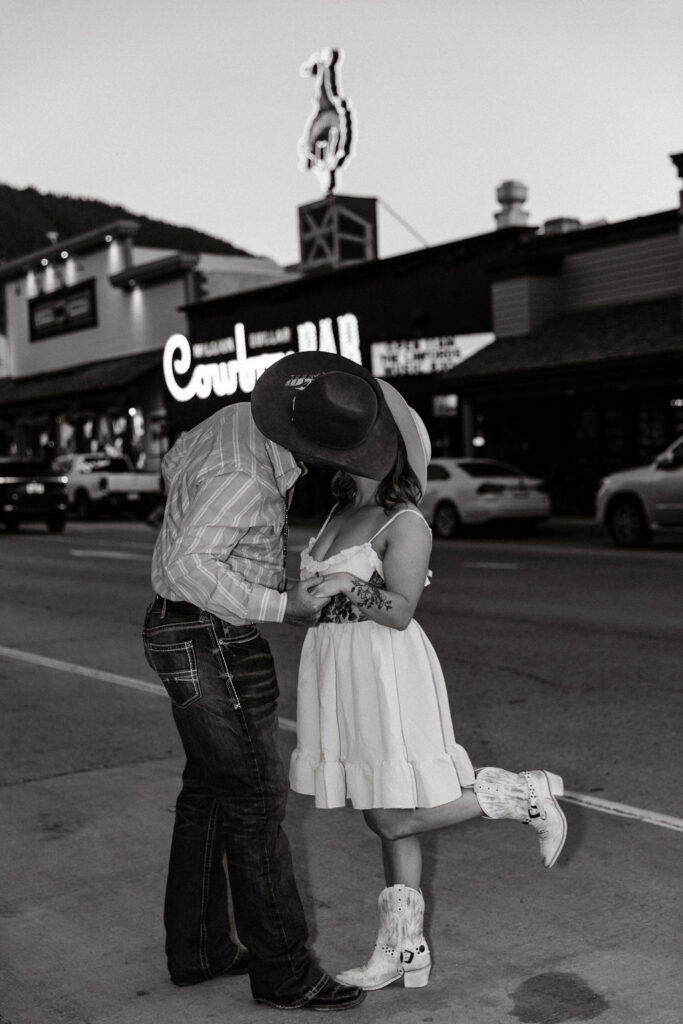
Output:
[{"xmin": 2, "ymin": 728, "xmax": 680, "ymax": 1024}]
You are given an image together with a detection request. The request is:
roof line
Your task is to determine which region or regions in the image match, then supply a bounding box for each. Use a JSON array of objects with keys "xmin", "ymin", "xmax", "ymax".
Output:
[{"xmin": 0, "ymin": 220, "xmax": 140, "ymax": 280}]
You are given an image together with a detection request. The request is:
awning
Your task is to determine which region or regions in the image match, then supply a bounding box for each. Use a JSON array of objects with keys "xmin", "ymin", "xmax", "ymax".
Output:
[
  {"xmin": 0, "ymin": 350, "xmax": 163, "ymax": 410},
  {"xmin": 440, "ymin": 296, "xmax": 683, "ymax": 387}
]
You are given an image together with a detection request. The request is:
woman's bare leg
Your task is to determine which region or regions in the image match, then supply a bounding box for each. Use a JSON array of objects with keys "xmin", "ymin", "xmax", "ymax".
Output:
[
  {"xmin": 379, "ymin": 834, "xmax": 422, "ymax": 889},
  {"xmin": 364, "ymin": 788, "xmax": 482, "ymax": 845}
]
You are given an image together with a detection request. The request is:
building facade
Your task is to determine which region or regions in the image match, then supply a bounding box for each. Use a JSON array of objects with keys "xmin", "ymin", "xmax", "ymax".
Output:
[
  {"xmin": 163, "ymin": 228, "xmax": 530, "ymax": 445},
  {"xmin": 440, "ymin": 200, "xmax": 683, "ymax": 514},
  {"xmin": 0, "ymin": 220, "xmax": 293, "ymax": 468}
]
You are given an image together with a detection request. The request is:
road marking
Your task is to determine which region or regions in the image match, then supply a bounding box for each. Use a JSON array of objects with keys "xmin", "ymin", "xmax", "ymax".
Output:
[
  {"xmin": 561, "ymin": 790, "xmax": 683, "ymax": 833},
  {"xmin": 70, "ymin": 549, "xmax": 149, "ymax": 561},
  {"xmin": 0, "ymin": 645, "xmax": 163, "ymax": 695},
  {"xmin": 1, "ymin": 644, "xmax": 681, "ymax": 833},
  {"xmin": 461, "ymin": 561, "xmax": 520, "ymax": 570}
]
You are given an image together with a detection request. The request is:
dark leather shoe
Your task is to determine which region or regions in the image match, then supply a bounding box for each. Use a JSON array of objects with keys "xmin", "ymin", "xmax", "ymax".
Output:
[
  {"xmin": 256, "ymin": 975, "xmax": 366, "ymax": 1011},
  {"xmin": 303, "ymin": 976, "xmax": 366, "ymax": 1010},
  {"xmin": 170, "ymin": 948, "xmax": 249, "ymax": 986}
]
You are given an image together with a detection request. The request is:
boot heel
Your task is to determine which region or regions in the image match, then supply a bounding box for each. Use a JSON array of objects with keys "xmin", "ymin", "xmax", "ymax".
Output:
[
  {"xmin": 403, "ymin": 964, "xmax": 431, "ymax": 988},
  {"xmin": 544, "ymin": 771, "xmax": 564, "ymax": 797}
]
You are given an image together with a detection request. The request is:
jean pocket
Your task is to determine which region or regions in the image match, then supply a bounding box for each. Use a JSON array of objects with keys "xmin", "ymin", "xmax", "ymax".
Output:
[
  {"xmin": 144, "ymin": 640, "xmax": 201, "ymax": 709},
  {"xmin": 220, "ymin": 623, "xmax": 260, "ymax": 645}
]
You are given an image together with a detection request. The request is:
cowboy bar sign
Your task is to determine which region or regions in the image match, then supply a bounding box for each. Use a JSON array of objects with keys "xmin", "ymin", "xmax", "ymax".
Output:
[{"xmin": 163, "ymin": 314, "xmax": 361, "ymax": 403}]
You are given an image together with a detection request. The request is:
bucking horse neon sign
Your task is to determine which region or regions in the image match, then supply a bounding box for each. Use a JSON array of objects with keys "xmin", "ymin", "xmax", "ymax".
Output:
[{"xmin": 298, "ymin": 47, "xmax": 356, "ymax": 194}]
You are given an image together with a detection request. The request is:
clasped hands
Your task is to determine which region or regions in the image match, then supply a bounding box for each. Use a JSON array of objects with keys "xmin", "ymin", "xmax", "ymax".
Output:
[{"xmin": 282, "ymin": 572, "xmax": 351, "ymax": 626}]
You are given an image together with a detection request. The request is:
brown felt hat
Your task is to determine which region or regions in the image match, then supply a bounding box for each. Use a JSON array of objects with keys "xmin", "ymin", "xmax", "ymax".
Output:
[{"xmin": 251, "ymin": 352, "xmax": 399, "ymax": 479}]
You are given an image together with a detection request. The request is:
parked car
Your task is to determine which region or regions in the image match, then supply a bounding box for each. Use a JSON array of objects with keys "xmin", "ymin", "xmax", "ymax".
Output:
[
  {"xmin": 52, "ymin": 452, "xmax": 163, "ymax": 519},
  {"xmin": 422, "ymin": 457, "xmax": 551, "ymax": 538},
  {"xmin": 0, "ymin": 458, "xmax": 69, "ymax": 533},
  {"xmin": 596, "ymin": 436, "xmax": 683, "ymax": 547}
]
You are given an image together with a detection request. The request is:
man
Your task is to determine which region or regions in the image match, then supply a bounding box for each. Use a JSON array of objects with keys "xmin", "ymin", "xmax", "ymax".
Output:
[{"xmin": 143, "ymin": 351, "xmax": 398, "ymax": 1010}]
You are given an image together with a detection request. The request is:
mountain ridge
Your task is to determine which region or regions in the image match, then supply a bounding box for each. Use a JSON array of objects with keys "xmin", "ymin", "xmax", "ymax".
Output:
[{"xmin": 0, "ymin": 182, "xmax": 253, "ymax": 262}]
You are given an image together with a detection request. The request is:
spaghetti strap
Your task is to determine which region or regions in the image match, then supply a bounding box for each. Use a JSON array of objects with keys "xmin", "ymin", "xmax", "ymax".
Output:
[
  {"xmin": 313, "ymin": 504, "xmax": 339, "ymax": 543},
  {"xmin": 369, "ymin": 507, "xmax": 431, "ymax": 542}
]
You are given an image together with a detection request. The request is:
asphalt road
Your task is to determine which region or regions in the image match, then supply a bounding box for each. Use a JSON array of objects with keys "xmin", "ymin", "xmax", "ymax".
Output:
[{"xmin": 0, "ymin": 518, "xmax": 681, "ymax": 1024}]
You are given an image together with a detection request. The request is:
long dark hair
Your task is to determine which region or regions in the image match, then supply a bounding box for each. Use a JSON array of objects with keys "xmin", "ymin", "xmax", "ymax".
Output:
[{"xmin": 331, "ymin": 436, "xmax": 423, "ymax": 514}]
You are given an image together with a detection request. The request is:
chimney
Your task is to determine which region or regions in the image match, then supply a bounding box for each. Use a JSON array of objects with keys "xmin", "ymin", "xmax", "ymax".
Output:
[{"xmin": 494, "ymin": 180, "xmax": 529, "ymax": 229}]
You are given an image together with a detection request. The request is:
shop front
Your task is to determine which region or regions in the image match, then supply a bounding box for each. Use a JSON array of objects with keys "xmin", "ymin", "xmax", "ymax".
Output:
[
  {"xmin": 161, "ymin": 228, "xmax": 529, "ymax": 512},
  {"xmin": 0, "ymin": 350, "xmax": 166, "ymax": 466},
  {"xmin": 441, "ymin": 298, "xmax": 683, "ymax": 515}
]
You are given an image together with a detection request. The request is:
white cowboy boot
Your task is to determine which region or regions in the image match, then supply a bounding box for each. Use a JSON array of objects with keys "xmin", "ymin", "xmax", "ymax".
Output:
[
  {"xmin": 474, "ymin": 767, "xmax": 567, "ymax": 868},
  {"xmin": 398, "ymin": 885, "xmax": 431, "ymax": 989},
  {"xmin": 335, "ymin": 885, "xmax": 431, "ymax": 991}
]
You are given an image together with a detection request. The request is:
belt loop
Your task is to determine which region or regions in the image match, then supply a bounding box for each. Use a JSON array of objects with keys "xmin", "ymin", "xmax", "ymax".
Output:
[{"xmin": 161, "ymin": 598, "xmax": 167, "ymax": 619}]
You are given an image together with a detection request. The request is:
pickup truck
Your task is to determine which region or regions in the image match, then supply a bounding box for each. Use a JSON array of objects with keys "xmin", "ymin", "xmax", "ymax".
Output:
[{"xmin": 52, "ymin": 452, "xmax": 163, "ymax": 519}]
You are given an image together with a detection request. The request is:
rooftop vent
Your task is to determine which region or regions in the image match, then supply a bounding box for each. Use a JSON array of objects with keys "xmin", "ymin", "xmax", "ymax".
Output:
[
  {"xmin": 494, "ymin": 180, "xmax": 529, "ymax": 229},
  {"xmin": 543, "ymin": 217, "xmax": 582, "ymax": 235}
]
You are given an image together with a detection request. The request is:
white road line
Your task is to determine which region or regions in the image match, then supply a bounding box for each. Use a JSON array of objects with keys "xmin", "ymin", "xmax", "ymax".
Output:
[
  {"xmin": 0, "ymin": 645, "xmax": 163, "ymax": 695},
  {"xmin": 70, "ymin": 549, "xmax": 149, "ymax": 561},
  {"xmin": 562, "ymin": 790, "xmax": 683, "ymax": 833},
  {"xmin": 1, "ymin": 644, "xmax": 681, "ymax": 833}
]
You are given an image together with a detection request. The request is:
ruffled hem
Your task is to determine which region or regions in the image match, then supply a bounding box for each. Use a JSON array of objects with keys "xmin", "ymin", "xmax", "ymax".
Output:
[{"xmin": 289, "ymin": 746, "xmax": 475, "ymax": 810}]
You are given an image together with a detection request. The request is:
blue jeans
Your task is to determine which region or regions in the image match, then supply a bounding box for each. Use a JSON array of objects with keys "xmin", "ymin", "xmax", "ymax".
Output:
[{"xmin": 142, "ymin": 596, "xmax": 326, "ymax": 1006}]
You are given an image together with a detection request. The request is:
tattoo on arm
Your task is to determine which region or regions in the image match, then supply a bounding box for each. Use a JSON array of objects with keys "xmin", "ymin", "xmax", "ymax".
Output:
[{"xmin": 348, "ymin": 576, "xmax": 393, "ymax": 613}]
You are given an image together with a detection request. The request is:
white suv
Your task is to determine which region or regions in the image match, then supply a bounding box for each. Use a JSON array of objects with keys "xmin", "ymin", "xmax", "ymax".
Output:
[{"xmin": 596, "ymin": 436, "xmax": 683, "ymax": 546}]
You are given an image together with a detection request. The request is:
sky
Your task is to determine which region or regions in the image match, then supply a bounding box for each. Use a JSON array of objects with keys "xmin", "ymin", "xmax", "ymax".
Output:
[{"xmin": 2, "ymin": 0, "xmax": 682, "ymax": 266}]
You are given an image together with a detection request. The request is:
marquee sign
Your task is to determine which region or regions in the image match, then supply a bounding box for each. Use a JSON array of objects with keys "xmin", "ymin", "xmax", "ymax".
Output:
[
  {"xmin": 370, "ymin": 333, "xmax": 495, "ymax": 378},
  {"xmin": 164, "ymin": 313, "xmax": 362, "ymax": 403},
  {"xmin": 298, "ymin": 47, "xmax": 356, "ymax": 194}
]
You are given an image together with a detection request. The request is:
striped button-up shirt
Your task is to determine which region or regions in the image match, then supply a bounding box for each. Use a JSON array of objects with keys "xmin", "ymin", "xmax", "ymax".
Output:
[{"xmin": 151, "ymin": 403, "xmax": 302, "ymax": 624}]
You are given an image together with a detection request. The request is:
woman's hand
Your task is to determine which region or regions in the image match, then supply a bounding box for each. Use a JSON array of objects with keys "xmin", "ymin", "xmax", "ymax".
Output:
[{"xmin": 307, "ymin": 571, "xmax": 352, "ymax": 599}]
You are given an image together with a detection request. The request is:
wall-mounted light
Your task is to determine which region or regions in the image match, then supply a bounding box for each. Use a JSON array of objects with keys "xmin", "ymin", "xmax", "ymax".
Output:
[
  {"xmin": 40, "ymin": 258, "xmax": 49, "ymax": 267},
  {"xmin": 472, "ymin": 435, "xmax": 486, "ymax": 448},
  {"xmin": 127, "ymin": 278, "xmax": 136, "ymax": 289},
  {"xmin": 104, "ymin": 234, "xmax": 113, "ymax": 243},
  {"xmin": 60, "ymin": 250, "xmax": 69, "ymax": 259},
  {"xmin": 128, "ymin": 407, "xmax": 137, "ymax": 417}
]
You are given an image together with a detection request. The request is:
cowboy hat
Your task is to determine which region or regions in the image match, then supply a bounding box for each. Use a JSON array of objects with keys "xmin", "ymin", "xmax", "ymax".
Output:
[
  {"xmin": 251, "ymin": 351, "xmax": 398, "ymax": 479},
  {"xmin": 377, "ymin": 380, "xmax": 431, "ymax": 493}
]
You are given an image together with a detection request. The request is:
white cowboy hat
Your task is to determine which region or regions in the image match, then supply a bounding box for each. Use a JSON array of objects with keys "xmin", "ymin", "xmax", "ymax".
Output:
[{"xmin": 377, "ymin": 380, "xmax": 431, "ymax": 493}]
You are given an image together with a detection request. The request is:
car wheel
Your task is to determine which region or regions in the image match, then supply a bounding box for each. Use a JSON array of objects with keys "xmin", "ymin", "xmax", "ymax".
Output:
[
  {"xmin": 605, "ymin": 495, "xmax": 652, "ymax": 548},
  {"xmin": 46, "ymin": 513, "xmax": 67, "ymax": 533},
  {"xmin": 74, "ymin": 491, "xmax": 93, "ymax": 520},
  {"xmin": 433, "ymin": 500, "xmax": 461, "ymax": 539}
]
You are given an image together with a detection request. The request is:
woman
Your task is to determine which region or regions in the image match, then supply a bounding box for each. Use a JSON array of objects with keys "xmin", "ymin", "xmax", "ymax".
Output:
[{"xmin": 289, "ymin": 380, "xmax": 567, "ymax": 992}]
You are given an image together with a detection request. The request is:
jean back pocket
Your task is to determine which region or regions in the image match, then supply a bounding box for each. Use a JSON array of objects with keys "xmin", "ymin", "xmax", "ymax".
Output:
[{"xmin": 144, "ymin": 639, "xmax": 201, "ymax": 708}]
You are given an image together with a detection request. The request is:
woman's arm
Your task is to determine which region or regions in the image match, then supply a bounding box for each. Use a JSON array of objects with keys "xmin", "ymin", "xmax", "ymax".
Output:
[{"xmin": 311, "ymin": 512, "xmax": 432, "ymax": 629}]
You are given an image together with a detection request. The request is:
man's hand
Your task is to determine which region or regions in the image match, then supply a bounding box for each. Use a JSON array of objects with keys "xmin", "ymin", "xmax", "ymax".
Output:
[{"xmin": 283, "ymin": 576, "xmax": 329, "ymax": 625}]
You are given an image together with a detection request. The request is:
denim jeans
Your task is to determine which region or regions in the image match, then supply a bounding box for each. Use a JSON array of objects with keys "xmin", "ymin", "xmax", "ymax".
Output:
[{"xmin": 142, "ymin": 597, "xmax": 326, "ymax": 1006}]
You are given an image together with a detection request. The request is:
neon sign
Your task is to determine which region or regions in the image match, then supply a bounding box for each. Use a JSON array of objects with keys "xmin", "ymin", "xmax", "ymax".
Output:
[
  {"xmin": 164, "ymin": 314, "xmax": 361, "ymax": 403},
  {"xmin": 298, "ymin": 48, "xmax": 356, "ymax": 194}
]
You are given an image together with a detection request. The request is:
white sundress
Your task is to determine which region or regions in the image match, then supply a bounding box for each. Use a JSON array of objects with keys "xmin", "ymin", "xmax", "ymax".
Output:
[{"xmin": 289, "ymin": 508, "xmax": 475, "ymax": 810}]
